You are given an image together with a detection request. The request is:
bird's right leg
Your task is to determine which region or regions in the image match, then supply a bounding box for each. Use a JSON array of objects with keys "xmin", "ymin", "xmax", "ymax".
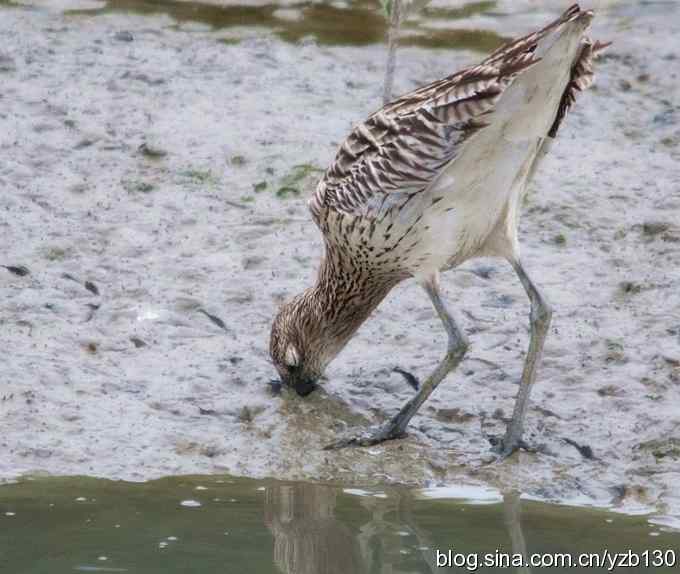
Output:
[
  {"xmin": 324, "ymin": 273, "xmax": 469, "ymax": 449},
  {"xmin": 491, "ymin": 259, "xmax": 552, "ymax": 458}
]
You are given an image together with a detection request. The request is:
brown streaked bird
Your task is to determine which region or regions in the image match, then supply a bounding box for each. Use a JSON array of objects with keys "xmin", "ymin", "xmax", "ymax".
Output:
[{"xmin": 270, "ymin": 4, "xmax": 608, "ymax": 457}]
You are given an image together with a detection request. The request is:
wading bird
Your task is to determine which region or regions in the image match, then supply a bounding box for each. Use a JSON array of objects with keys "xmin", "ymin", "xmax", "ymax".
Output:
[{"xmin": 270, "ymin": 4, "xmax": 607, "ymax": 456}]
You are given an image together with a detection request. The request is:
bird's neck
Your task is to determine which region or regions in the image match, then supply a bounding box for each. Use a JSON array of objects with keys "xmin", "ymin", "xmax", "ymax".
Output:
[{"xmin": 301, "ymin": 246, "xmax": 401, "ymax": 368}]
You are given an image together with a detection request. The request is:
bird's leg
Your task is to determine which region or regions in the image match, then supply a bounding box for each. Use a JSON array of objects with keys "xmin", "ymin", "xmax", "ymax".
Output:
[
  {"xmin": 503, "ymin": 492, "xmax": 532, "ymax": 574},
  {"xmin": 325, "ymin": 275, "xmax": 469, "ymax": 449},
  {"xmin": 493, "ymin": 259, "xmax": 552, "ymax": 458}
]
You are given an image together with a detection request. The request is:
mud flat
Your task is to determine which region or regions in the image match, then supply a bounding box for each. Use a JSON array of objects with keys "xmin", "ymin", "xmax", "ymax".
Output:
[{"xmin": 0, "ymin": 0, "xmax": 679, "ymax": 528}]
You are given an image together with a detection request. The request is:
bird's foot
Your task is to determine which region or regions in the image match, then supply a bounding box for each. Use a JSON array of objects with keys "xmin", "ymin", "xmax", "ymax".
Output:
[
  {"xmin": 323, "ymin": 423, "xmax": 407, "ymax": 450},
  {"xmin": 488, "ymin": 434, "xmax": 533, "ymax": 460},
  {"xmin": 392, "ymin": 367, "xmax": 420, "ymax": 391}
]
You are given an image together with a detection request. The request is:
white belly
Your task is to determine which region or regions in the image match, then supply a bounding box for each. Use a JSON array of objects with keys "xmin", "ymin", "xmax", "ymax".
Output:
[{"xmin": 405, "ymin": 137, "xmax": 540, "ymax": 276}]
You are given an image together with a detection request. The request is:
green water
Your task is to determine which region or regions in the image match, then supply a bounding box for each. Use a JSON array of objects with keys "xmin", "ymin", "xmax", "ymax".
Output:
[
  {"xmin": 0, "ymin": 0, "xmax": 506, "ymax": 50},
  {"xmin": 1, "ymin": 476, "xmax": 678, "ymax": 573}
]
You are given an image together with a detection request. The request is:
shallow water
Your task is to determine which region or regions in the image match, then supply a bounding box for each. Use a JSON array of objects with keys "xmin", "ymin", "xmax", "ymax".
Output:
[
  {"xmin": 1, "ymin": 0, "xmax": 506, "ymax": 50},
  {"xmin": 1, "ymin": 476, "xmax": 679, "ymax": 573}
]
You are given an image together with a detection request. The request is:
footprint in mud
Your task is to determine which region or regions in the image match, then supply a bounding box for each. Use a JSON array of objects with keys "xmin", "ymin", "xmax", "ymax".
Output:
[
  {"xmin": 62, "ymin": 272, "xmax": 101, "ymax": 296},
  {"xmin": 2, "ymin": 265, "xmax": 30, "ymax": 276},
  {"xmin": 130, "ymin": 336, "xmax": 147, "ymax": 348},
  {"xmin": 242, "ymin": 255, "xmax": 265, "ymax": 270},
  {"xmin": 0, "ymin": 53, "xmax": 15, "ymax": 72},
  {"xmin": 197, "ymin": 308, "xmax": 230, "ymax": 334}
]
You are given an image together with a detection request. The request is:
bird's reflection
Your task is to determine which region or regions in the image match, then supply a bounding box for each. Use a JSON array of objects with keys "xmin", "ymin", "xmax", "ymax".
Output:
[
  {"xmin": 503, "ymin": 491, "xmax": 532, "ymax": 574},
  {"xmin": 264, "ymin": 484, "xmax": 365, "ymax": 574},
  {"xmin": 264, "ymin": 484, "xmax": 531, "ymax": 574}
]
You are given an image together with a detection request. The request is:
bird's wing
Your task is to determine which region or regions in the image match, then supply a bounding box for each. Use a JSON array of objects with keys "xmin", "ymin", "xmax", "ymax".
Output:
[
  {"xmin": 308, "ymin": 4, "xmax": 598, "ymax": 223},
  {"xmin": 308, "ymin": 56, "xmax": 537, "ymax": 222}
]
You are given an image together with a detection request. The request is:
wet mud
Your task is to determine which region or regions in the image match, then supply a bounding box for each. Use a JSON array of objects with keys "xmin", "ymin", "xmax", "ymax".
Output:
[{"xmin": 0, "ymin": 0, "xmax": 679, "ymax": 528}]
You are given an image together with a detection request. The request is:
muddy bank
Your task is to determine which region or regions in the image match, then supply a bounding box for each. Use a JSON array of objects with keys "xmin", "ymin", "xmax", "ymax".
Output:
[{"xmin": 0, "ymin": 0, "xmax": 679, "ymax": 527}]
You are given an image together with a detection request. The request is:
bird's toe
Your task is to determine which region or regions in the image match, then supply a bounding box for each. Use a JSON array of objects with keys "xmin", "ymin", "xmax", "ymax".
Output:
[
  {"xmin": 323, "ymin": 432, "xmax": 373, "ymax": 450},
  {"xmin": 488, "ymin": 435, "xmax": 538, "ymax": 460},
  {"xmin": 323, "ymin": 424, "xmax": 406, "ymax": 450}
]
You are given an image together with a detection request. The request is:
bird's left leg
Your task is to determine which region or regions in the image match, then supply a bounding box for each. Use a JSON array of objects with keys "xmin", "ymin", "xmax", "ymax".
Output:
[
  {"xmin": 493, "ymin": 259, "xmax": 552, "ymax": 458},
  {"xmin": 325, "ymin": 273, "xmax": 468, "ymax": 449}
]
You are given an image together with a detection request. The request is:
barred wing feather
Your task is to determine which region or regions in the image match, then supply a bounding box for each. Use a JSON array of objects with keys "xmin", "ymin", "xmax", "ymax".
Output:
[
  {"xmin": 308, "ymin": 3, "xmax": 603, "ymax": 225},
  {"xmin": 309, "ymin": 54, "xmax": 538, "ymax": 223}
]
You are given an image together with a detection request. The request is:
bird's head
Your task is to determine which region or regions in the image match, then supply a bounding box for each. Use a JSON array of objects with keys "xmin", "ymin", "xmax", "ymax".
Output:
[{"xmin": 269, "ymin": 293, "xmax": 328, "ymax": 396}]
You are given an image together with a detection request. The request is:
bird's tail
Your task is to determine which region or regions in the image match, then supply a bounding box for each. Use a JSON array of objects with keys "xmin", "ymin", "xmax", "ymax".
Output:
[
  {"xmin": 548, "ymin": 35, "xmax": 611, "ymax": 137},
  {"xmin": 489, "ymin": 4, "xmax": 609, "ymax": 142}
]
